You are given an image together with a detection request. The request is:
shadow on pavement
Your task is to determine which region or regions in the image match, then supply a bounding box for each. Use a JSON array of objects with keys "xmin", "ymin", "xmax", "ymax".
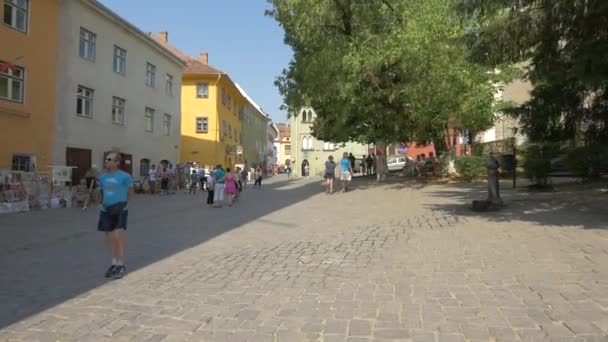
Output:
[
  {"xmin": 0, "ymin": 176, "xmax": 320, "ymax": 329},
  {"xmin": 421, "ymin": 181, "xmax": 608, "ymax": 230}
]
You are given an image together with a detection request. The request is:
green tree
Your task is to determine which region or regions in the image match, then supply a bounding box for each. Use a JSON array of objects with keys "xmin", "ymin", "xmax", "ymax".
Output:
[
  {"xmin": 267, "ymin": 0, "xmax": 502, "ymax": 178},
  {"xmin": 460, "ymin": 0, "xmax": 608, "ymax": 151}
]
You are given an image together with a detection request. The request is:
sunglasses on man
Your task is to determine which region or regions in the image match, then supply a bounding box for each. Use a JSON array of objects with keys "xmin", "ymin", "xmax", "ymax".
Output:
[{"xmin": 105, "ymin": 158, "xmax": 117, "ymax": 162}]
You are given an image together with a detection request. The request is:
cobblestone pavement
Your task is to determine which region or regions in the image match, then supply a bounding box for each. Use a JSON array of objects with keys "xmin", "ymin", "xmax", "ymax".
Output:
[{"xmin": 0, "ymin": 176, "xmax": 607, "ymax": 342}]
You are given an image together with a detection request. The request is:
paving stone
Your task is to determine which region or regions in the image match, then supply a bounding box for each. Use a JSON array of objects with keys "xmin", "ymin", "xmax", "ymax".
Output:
[
  {"xmin": 0, "ymin": 177, "xmax": 606, "ymax": 342},
  {"xmin": 349, "ymin": 320, "xmax": 372, "ymax": 337}
]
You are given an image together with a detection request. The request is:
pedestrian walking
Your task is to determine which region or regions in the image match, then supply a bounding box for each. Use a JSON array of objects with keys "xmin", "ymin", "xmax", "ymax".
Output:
[
  {"xmin": 235, "ymin": 167, "xmax": 244, "ymax": 193},
  {"xmin": 224, "ymin": 168, "xmax": 238, "ymax": 206},
  {"xmin": 148, "ymin": 164, "xmax": 157, "ymax": 194},
  {"xmin": 213, "ymin": 165, "xmax": 226, "ymax": 207},
  {"xmin": 160, "ymin": 165, "xmax": 169, "ymax": 195},
  {"xmin": 340, "ymin": 152, "xmax": 353, "ymax": 192},
  {"xmin": 188, "ymin": 170, "xmax": 198, "ymax": 194},
  {"xmin": 366, "ymin": 155, "xmax": 373, "ymax": 175},
  {"xmin": 98, "ymin": 152, "xmax": 133, "ymax": 279},
  {"xmin": 324, "ymin": 156, "xmax": 336, "ymax": 194},
  {"xmin": 206, "ymin": 170, "xmax": 215, "ymax": 206},
  {"xmin": 198, "ymin": 165, "xmax": 206, "ymax": 192},
  {"xmin": 240, "ymin": 167, "xmax": 248, "ymax": 189},
  {"xmin": 348, "ymin": 153, "xmax": 356, "ymax": 173},
  {"xmin": 254, "ymin": 168, "xmax": 263, "ymax": 188}
]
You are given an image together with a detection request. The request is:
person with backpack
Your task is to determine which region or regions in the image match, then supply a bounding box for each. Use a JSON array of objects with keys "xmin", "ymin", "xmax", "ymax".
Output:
[{"xmin": 324, "ymin": 155, "xmax": 336, "ymax": 194}]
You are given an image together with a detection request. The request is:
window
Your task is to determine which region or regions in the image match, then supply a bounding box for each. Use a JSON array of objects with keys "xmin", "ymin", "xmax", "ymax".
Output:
[
  {"xmin": 233, "ymin": 128, "xmax": 237, "ymax": 141},
  {"xmin": 221, "ymin": 88, "xmax": 225, "ymax": 105},
  {"xmin": 145, "ymin": 107, "xmax": 154, "ymax": 132},
  {"xmin": 79, "ymin": 28, "xmax": 96, "ymax": 61},
  {"xmin": 196, "ymin": 82, "xmax": 208, "ymax": 98},
  {"xmin": 166, "ymin": 74, "xmax": 173, "ymax": 97},
  {"xmin": 222, "ymin": 120, "xmax": 227, "ymax": 136},
  {"xmin": 113, "ymin": 46, "xmax": 126, "ymax": 75},
  {"xmin": 76, "ymin": 86, "xmax": 94, "ymax": 117},
  {"xmin": 163, "ymin": 113, "xmax": 171, "ymax": 136},
  {"xmin": 323, "ymin": 142, "xmax": 336, "ymax": 151},
  {"xmin": 140, "ymin": 158, "xmax": 150, "ymax": 177},
  {"xmin": 145, "ymin": 62, "xmax": 156, "ymax": 87},
  {"xmin": 302, "ymin": 136, "xmax": 314, "ymax": 150},
  {"xmin": 285, "ymin": 145, "xmax": 291, "ymax": 155},
  {"xmin": 11, "ymin": 154, "xmax": 32, "ymax": 172},
  {"xmin": 227, "ymin": 94, "xmax": 231, "ymax": 110},
  {"xmin": 4, "ymin": 0, "xmax": 28, "ymax": 32},
  {"xmin": 111, "ymin": 96, "xmax": 125, "ymax": 125},
  {"xmin": 0, "ymin": 62, "xmax": 24, "ymax": 103},
  {"xmin": 196, "ymin": 117, "xmax": 208, "ymax": 133},
  {"xmin": 228, "ymin": 123, "xmax": 232, "ymax": 138}
]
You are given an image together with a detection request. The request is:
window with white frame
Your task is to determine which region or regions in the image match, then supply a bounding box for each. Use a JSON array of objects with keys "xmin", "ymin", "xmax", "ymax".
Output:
[
  {"xmin": 145, "ymin": 107, "xmax": 154, "ymax": 132},
  {"xmin": 111, "ymin": 96, "xmax": 125, "ymax": 125},
  {"xmin": 196, "ymin": 117, "xmax": 208, "ymax": 133},
  {"xmin": 76, "ymin": 86, "xmax": 94, "ymax": 117},
  {"xmin": 163, "ymin": 113, "xmax": 171, "ymax": 136},
  {"xmin": 0, "ymin": 61, "xmax": 24, "ymax": 103},
  {"xmin": 196, "ymin": 82, "xmax": 208, "ymax": 98},
  {"xmin": 113, "ymin": 46, "xmax": 126, "ymax": 75},
  {"xmin": 166, "ymin": 74, "xmax": 173, "ymax": 97},
  {"xmin": 145, "ymin": 62, "xmax": 156, "ymax": 87},
  {"xmin": 79, "ymin": 28, "xmax": 96, "ymax": 61},
  {"xmin": 3, "ymin": 0, "xmax": 28, "ymax": 32},
  {"xmin": 323, "ymin": 142, "xmax": 336, "ymax": 151}
]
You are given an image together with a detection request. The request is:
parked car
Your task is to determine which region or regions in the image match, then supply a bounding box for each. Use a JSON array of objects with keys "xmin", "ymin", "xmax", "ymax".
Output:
[{"xmin": 387, "ymin": 156, "xmax": 415, "ymax": 172}]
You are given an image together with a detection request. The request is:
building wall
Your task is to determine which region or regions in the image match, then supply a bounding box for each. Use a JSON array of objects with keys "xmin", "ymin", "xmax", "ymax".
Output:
[
  {"xmin": 216, "ymin": 77, "xmax": 244, "ymax": 169},
  {"xmin": 290, "ymin": 107, "xmax": 367, "ymax": 177},
  {"xmin": 242, "ymin": 103, "xmax": 268, "ymax": 168},
  {"xmin": 0, "ymin": 0, "xmax": 60, "ymax": 171},
  {"xmin": 180, "ymin": 74, "xmax": 220, "ymax": 166},
  {"xmin": 54, "ymin": 0, "xmax": 183, "ymax": 180},
  {"xmin": 477, "ymin": 78, "xmax": 531, "ymax": 145}
]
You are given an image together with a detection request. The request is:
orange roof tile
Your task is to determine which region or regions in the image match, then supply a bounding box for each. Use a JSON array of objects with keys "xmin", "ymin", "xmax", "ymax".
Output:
[{"xmin": 148, "ymin": 33, "xmax": 225, "ymax": 75}]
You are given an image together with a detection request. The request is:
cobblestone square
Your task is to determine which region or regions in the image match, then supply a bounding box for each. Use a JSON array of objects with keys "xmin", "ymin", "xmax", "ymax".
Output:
[{"xmin": 0, "ymin": 176, "xmax": 607, "ymax": 341}]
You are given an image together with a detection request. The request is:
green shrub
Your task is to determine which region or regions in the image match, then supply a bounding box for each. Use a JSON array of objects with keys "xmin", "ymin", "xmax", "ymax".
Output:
[
  {"xmin": 523, "ymin": 144, "xmax": 558, "ymax": 186},
  {"xmin": 454, "ymin": 155, "xmax": 485, "ymax": 182}
]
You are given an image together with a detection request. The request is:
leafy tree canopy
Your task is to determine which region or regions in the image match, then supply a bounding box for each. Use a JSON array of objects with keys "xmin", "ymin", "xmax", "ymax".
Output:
[
  {"xmin": 460, "ymin": 0, "xmax": 608, "ymax": 146},
  {"xmin": 267, "ymin": 0, "xmax": 506, "ymax": 152}
]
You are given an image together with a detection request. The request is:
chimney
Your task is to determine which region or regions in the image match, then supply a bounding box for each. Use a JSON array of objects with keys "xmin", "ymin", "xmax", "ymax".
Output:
[
  {"xmin": 159, "ymin": 31, "xmax": 168, "ymax": 42},
  {"xmin": 199, "ymin": 52, "xmax": 208, "ymax": 65}
]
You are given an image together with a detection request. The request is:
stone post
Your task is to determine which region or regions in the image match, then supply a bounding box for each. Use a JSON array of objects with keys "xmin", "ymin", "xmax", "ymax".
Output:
[{"xmin": 487, "ymin": 153, "xmax": 503, "ymax": 206}]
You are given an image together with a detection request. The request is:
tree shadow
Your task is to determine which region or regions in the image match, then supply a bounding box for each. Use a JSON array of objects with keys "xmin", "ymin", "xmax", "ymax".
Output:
[
  {"xmin": 0, "ymin": 177, "xmax": 322, "ymax": 329},
  {"xmin": 421, "ymin": 181, "xmax": 608, "ymax": 230}
]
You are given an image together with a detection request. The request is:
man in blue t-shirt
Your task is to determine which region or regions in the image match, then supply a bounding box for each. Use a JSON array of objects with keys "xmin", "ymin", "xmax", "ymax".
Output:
[
  {"xmin": 98, "ymin": 152, "xmax": 133, "ymax": 279},
  {"xmin": 212, "ymin": 165, "xmax": 226, "ymax": 207},
  {"xmin": 340, "ymin": 152, "xmax": 353, "ymax": 192}
]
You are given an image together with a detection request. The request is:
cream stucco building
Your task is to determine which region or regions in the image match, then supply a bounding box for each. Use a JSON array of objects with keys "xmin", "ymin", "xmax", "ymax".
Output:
[
  {"xmin": 290, "ymin": 107, "xmax": 368, "ymax": 177},
  {"xmin": 54, "ymin": 0, "xmax": 185, "ymax": 183}
]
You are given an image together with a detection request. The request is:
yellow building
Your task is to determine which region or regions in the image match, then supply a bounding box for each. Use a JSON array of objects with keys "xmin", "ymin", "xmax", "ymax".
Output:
[
  {"xmin": 277, "ymin": 123, "xmax": 291, "ymax": 166},
  {"xmin": 150, "ymin": 32, "xmax": 245, "ymax": 169},
  {"xmin": 0, "ymin": 0, "xmax": 60, "ymax": 171}
]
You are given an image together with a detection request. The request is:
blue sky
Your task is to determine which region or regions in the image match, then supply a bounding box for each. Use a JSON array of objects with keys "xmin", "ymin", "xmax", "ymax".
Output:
[{"xmin": 99, "ymin": 0, "xmax": 292, "ymax": 122}]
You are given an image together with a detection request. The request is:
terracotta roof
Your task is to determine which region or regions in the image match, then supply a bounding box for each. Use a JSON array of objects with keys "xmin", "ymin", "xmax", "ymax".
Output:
[
  {"xmin": 277, "ymin": 123, "xmax": 290, "ymax": 139},
  {"xmin": 148, "ymin": 33, "xmax": 224, "ymax": 75}
]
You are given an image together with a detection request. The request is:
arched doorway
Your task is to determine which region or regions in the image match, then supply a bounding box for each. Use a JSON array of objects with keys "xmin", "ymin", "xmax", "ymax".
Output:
[{"xmin": 301, "ymin": 159, "xmax": 309, "ymax": 177}]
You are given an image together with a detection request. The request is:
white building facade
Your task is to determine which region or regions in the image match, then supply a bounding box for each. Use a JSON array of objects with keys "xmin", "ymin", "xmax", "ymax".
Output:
[
  {"xmin": 267, "ymin": 122, "xmax": 279, "ymax": 170},
  {"xmin": 54, "ymin": 0, "xmax": 185, "ymax": 182}
]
